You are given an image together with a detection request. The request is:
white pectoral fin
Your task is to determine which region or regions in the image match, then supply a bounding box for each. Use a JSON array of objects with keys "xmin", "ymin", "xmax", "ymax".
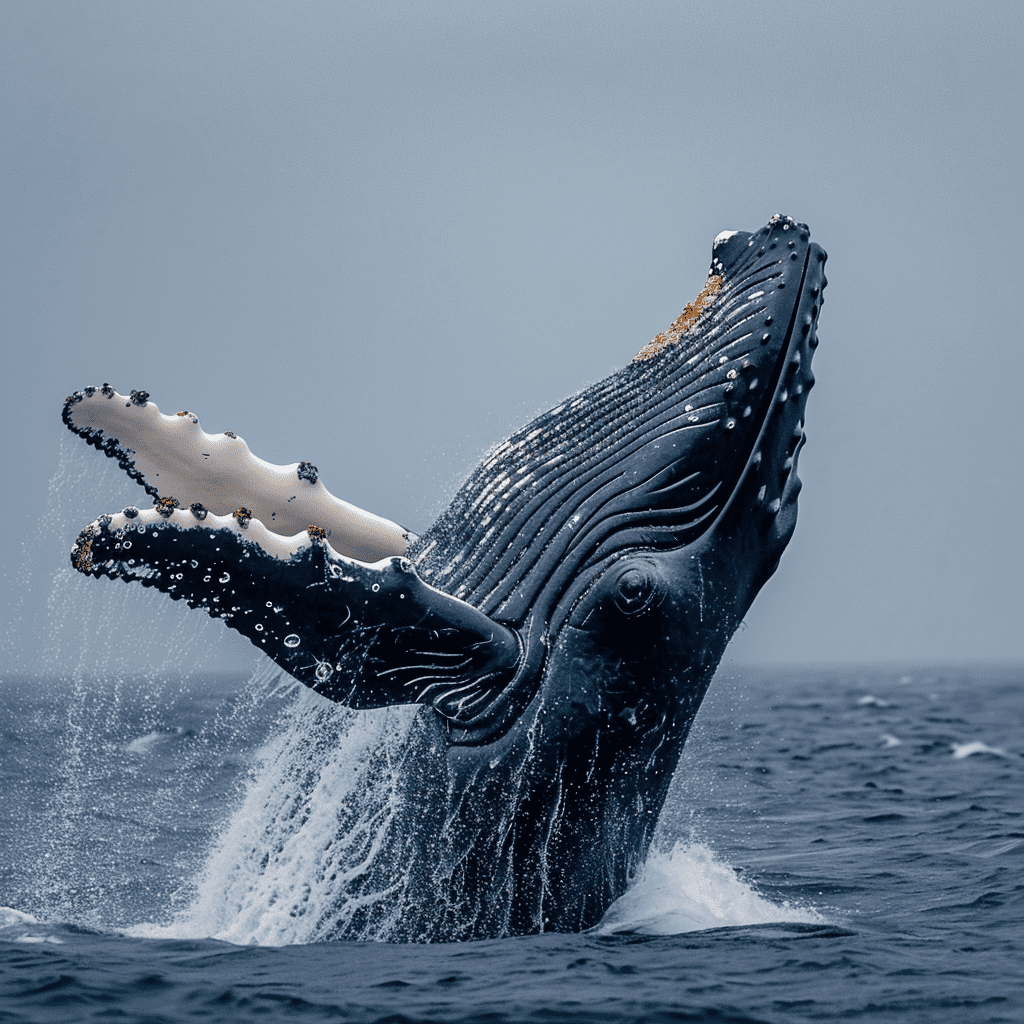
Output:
[{"xmin": 63, "ymin": 385, "xmax": 412, "ymax": 563}]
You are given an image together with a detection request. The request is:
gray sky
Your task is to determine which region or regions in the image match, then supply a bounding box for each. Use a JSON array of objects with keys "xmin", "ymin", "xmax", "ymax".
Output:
[{"xmin": 2, "ymin": 0, "xmax": 1022, "ymax": 674}]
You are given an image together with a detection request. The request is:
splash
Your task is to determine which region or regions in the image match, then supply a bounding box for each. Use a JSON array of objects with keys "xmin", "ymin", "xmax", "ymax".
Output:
[
  {"xmin": 132, "ymin": 684, "xmax": 420, "ymax": 945},
  {"xmin": 0, "ymin": 908, "xmax": 63, "ymax": 945},
  {"xmin": 594, "ymin": 842, "xmax": 823, "ymax": 936},
  {"xmin": 133, "ymin": 683, "xmax": 823, "ymax": 946},
  {"xmin": 127, "ymin": 660, "xmax": 825, "ymax": 944}
]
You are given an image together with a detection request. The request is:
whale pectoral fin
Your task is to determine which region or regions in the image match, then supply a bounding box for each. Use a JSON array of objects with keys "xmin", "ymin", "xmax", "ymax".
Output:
[
  {"xmin": 71, "ymin": 509, "xmax": 521, "ymax": 711},
  {"xmin": 63, "ymin": 385, "xmax": 412, "ymax": 563}
]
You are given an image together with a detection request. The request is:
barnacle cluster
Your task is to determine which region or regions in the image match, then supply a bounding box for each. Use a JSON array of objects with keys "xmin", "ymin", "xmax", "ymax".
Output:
[{"xmin": 633, "ymin": 275, "xmax": 722, "ymax": 362}]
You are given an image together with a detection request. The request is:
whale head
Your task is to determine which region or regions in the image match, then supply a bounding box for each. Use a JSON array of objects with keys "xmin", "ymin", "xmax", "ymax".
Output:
[{"xmin": 407, "ymin": 213, "xmax": 827, "ymax": 745}]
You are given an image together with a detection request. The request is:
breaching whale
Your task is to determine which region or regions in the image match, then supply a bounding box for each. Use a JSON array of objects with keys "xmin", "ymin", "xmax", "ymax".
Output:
[{"xmin": 64, "ymin": 215, "xmax": 826, "ymax": 940}]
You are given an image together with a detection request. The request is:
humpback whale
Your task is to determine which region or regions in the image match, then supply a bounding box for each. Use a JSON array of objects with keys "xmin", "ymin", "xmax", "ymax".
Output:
[{"xmin": 63, "ymin": 215, "xmax": 826, "ymax": 940}]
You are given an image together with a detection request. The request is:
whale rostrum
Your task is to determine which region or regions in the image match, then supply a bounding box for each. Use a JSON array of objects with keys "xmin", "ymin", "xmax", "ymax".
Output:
[{"xmin": 64, "ymin": 215, "xmax": 827, "ymax": 939}]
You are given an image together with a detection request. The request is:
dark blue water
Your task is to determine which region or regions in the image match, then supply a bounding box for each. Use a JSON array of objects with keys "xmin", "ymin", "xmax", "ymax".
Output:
[{"xmin": 1, "ymin": 663, "xmax": 1021, "ymax": 1023}]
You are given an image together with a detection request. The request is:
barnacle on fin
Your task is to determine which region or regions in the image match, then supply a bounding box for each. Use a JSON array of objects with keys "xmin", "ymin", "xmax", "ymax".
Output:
[
  {"xmin": 155, "ymin": 496, "xmax": 179, "ymax": 518},
  {"xmin": 73, "ymin": 528, "xmax": 95, "ymax": 573}
]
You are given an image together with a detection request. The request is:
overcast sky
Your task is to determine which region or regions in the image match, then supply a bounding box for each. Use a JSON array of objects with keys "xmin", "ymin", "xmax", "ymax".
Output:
[{"xmin": 2, "ymin": 0, "xmax": 1021, "ymax": 675}]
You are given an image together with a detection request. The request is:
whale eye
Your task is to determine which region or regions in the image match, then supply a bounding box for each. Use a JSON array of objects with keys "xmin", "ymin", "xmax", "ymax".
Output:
[{"xmin": 612, "ymin": 564, "xmax": 660, "ymax": 616}]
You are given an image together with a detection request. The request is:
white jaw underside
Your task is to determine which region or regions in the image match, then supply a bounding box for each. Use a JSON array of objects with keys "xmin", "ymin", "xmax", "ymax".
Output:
[{"xmin": 65, "ymin": 387, "xmax": 412, "ymax": 563}]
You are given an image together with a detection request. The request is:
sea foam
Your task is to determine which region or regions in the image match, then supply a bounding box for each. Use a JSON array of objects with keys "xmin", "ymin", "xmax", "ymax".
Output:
[{"xmin": 594, "ymin": 842, "xmax": 823, "ymax": 936}]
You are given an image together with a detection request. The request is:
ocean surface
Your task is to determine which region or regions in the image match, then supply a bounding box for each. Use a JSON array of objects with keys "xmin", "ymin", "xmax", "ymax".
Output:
[{"xmin": 1, "ymin": 661, "xmax": 1021, "ymax": 1024}]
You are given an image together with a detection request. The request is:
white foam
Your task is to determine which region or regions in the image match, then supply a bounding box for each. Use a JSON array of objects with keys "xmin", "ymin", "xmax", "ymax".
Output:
[
  {"xmin": 593, "ymin": 842, "xmax": 824, "ymax": 936},
  {"xmin": 951, "ymin": 741, "xmax": 1007, "ymax": 759},
  {"xmin": 0, "ymin": 907, "xmax": 38, "ymax": 927},
  {"xmin": 126, "ymin": 731, "xmax": 166, "ymax": 754},
  {"xmin": 130, "ymin": 692, "xmax": 418, "ymax": 946},
  {"xmin": 0, "ymin": 908, "xmax": 62, "ymax": 943}
]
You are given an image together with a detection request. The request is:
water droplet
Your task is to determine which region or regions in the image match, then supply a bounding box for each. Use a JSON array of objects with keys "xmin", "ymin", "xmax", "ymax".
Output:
[
  {"xmin": 203, "ymin": 575, "xmax": 211, "ymax": 582},
  {"xmin": 284, "ymin": 634, "xmax": 300, "ymax": 648},
  {"xmin": 122, "ymin": 541, "xmax": 132, "ymax": 549},
  {"xmin": 266, "ymin": 601, "xmax": 273, "ymax": 608},
  {"xmin": 371, "ymin": 583, "xmax": 380, "ymax": 593},
  {"xmin": 255, "ymin": 623, "xmax": 264, "ymax": 631}
]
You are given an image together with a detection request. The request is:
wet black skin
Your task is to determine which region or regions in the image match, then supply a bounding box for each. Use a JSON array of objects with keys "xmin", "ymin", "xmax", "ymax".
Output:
[{"xmin": 68, "ymin": 215, "xmax": 826, "ymax": 939}]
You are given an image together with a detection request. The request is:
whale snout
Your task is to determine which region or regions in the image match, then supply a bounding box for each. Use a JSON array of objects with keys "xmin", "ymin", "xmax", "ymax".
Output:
[
  {"xmin": 710, "ymin": 222, "xmax": 826, "ymax": 575},
  {"xmin": 753, "ymin": 236, "xmax": 827, "ymax": 526}
]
